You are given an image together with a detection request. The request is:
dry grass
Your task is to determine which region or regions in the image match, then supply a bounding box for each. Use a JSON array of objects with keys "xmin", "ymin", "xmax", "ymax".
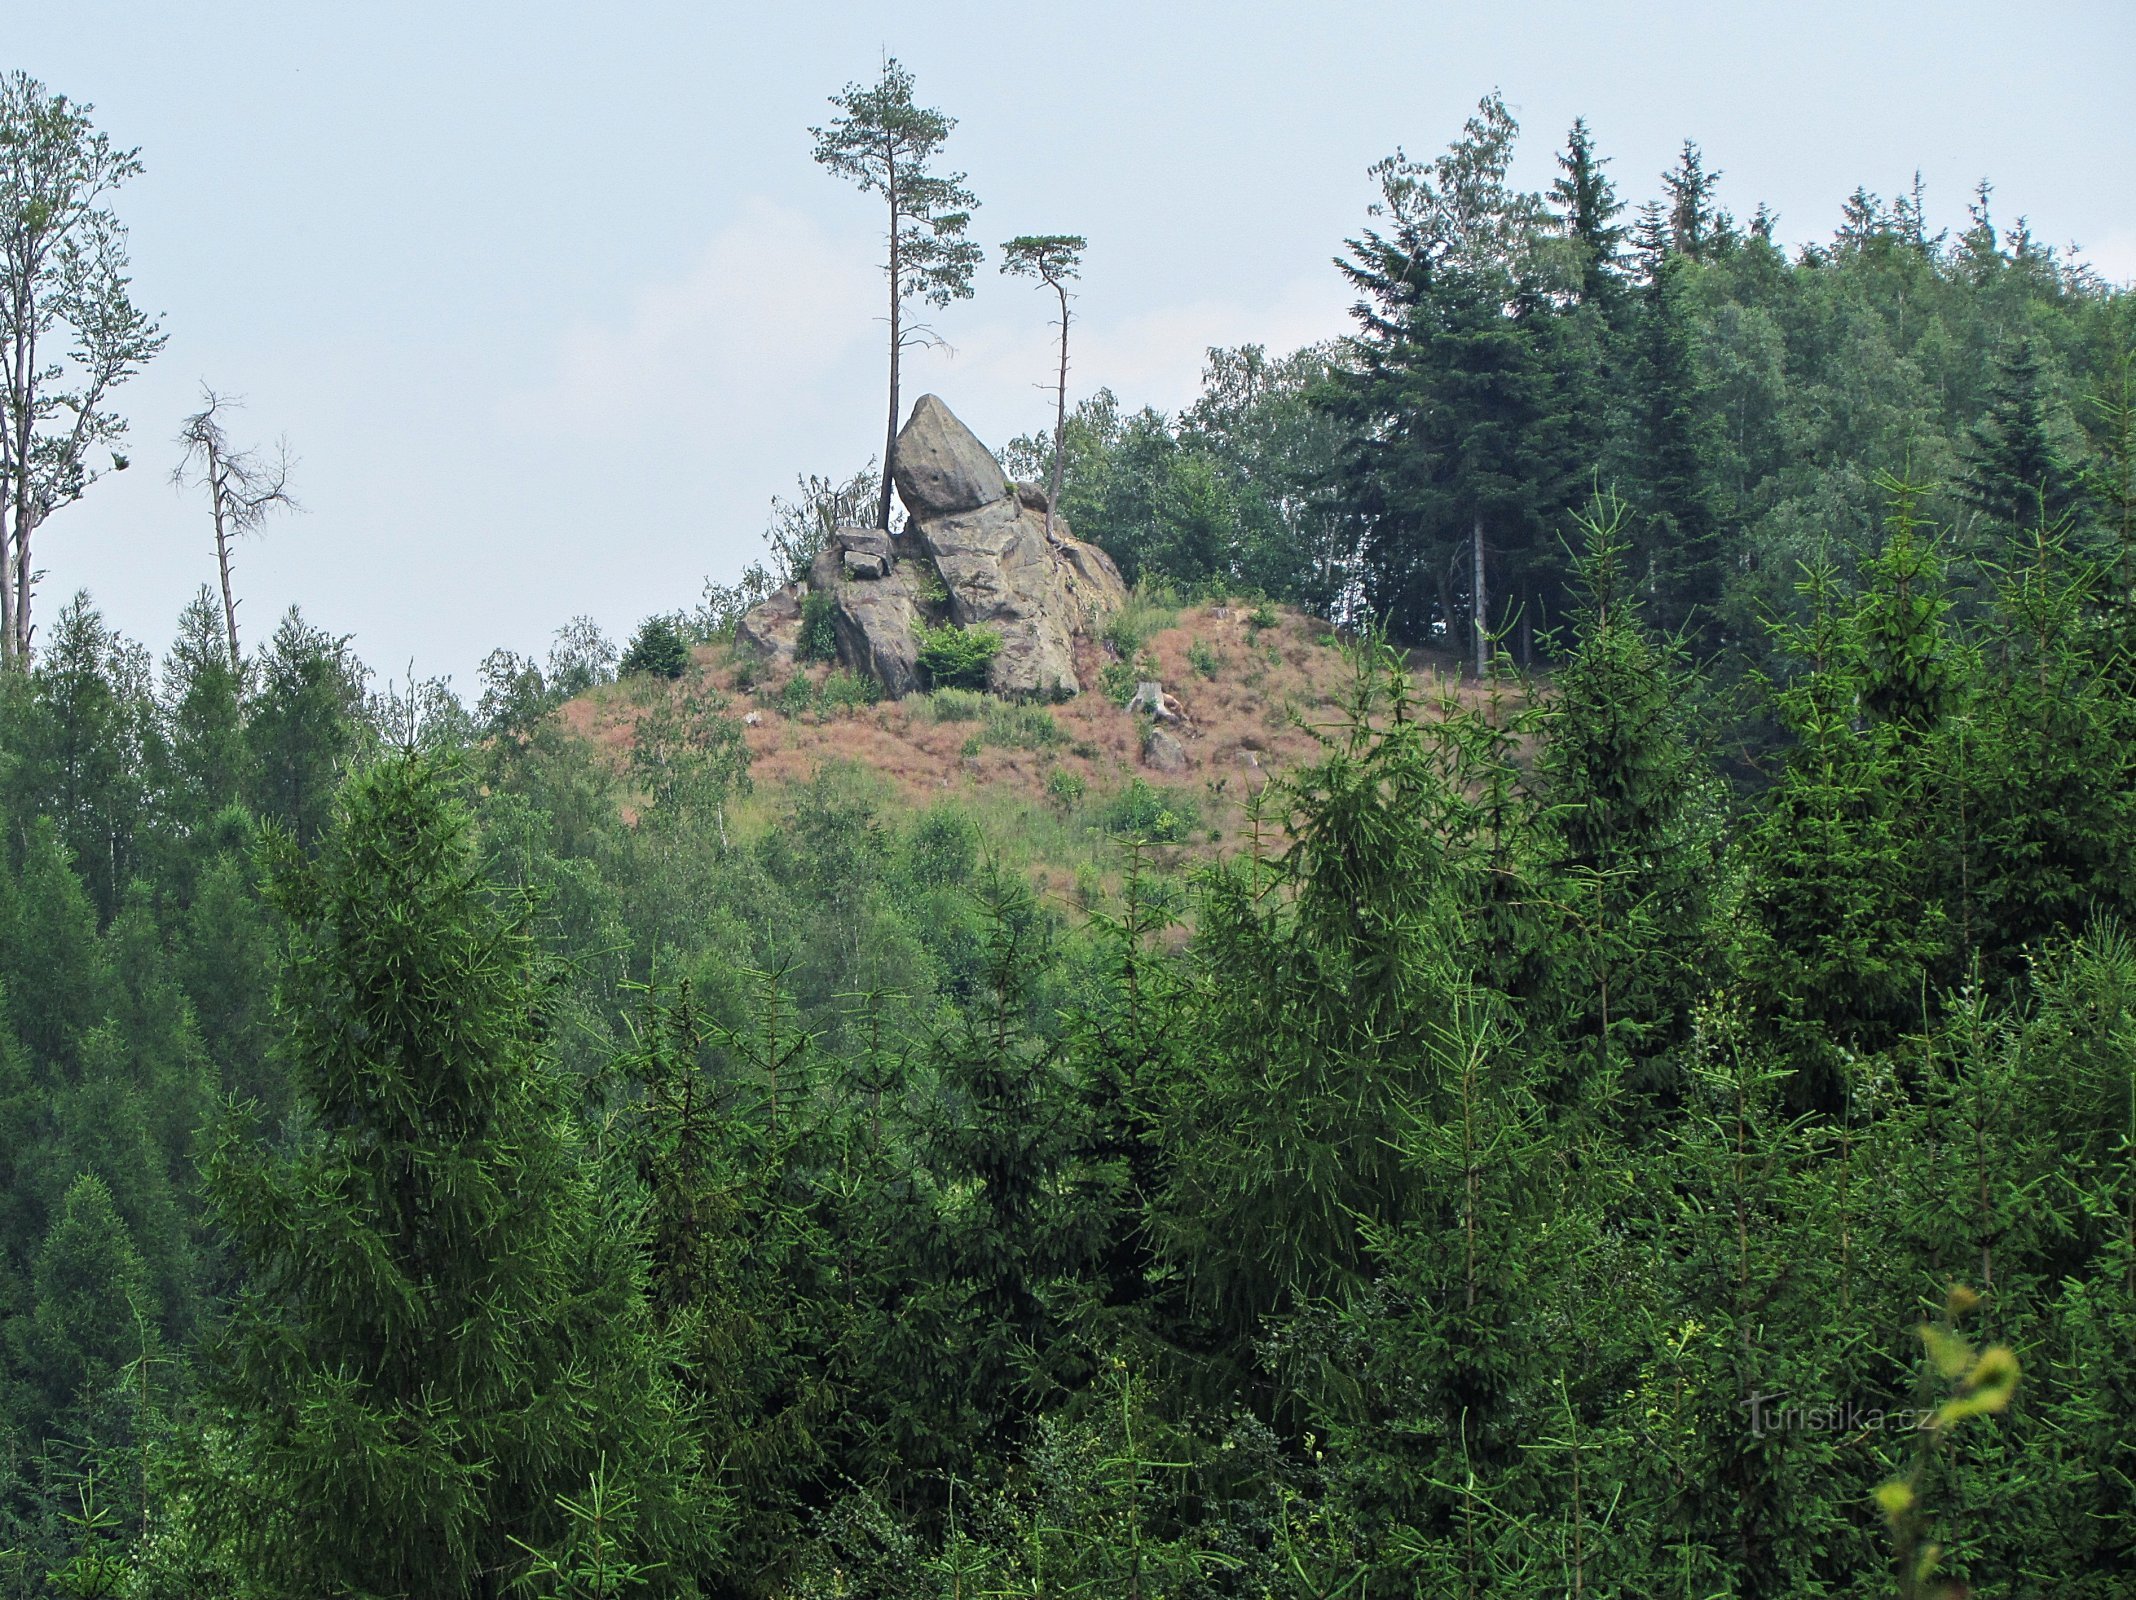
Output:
[{"xmin": 556, "ymin": 600, "xmax": 1518, "ymax": 880}]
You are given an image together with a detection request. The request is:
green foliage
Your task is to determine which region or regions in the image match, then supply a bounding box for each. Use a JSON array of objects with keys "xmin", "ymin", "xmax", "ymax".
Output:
[
  {"xmin": 4, "ymin": 78, "xmax": 2136, "ymax": 1600},
  {"xmin": 1098, "ymin": 657, "xmax": 1143, "ymax": 706},
  {"xmin": 1101, "ymin": 586, "xmax": 1179, "ymax": 659},
  {"xmin": 198, "ymin": 752, "xmax": 711, "ymax": 1596},
  {"xmin": 915, "ymin": 622, "xmax": 1001, "ymax": 691},
  {"xmin": 915, "ymin": 686, "xmax": 986, "ymax": 723},
  {"xmin": 979, "ymin": 700, "xmax": 1060, "ymax": 751},
  {"xmin": 797, "ymin": 589, "xmax": 838, "ymax": 664},
  {"xmin": 1097, "ymin": 777, "xmax": 1198, "ymax": 843},
  {"xmin": 1187, "ymin": 638, "xmax": 1220, "ymax": 678},
  {"xmin": 619, "ymin": 615, "xmax": 690, "ymax": 680},
  {"xmin": 1043, "ymin": 766, "xmax": 1086, "ymax": 813}
]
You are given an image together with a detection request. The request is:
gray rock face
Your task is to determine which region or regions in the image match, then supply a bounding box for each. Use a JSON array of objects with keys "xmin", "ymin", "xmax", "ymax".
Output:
[
  {"xmin": 830, "ymin": 561, "xmax": 926, "ymax": 698},
  {"xmin": 836, "ymin": 525, "xmax": 894, "ymax": 560},
  {"xmin": 1142, "ymin": 726, "xmax": 1188, "ymax": 773},
  {"xmin": 734, "ymin": 583, "xmax": 805, "ymax": 668},
  {"xmin": 892, "ymin": 394, "xmax": 1012, "ymax": 519},
  {"xmin": 917, "ymin": 495, "xmax": 1123, "ymax": 696},
  {"xmin": 736, "ymin": 397, "xmax": 1125, "ymax": 700}
]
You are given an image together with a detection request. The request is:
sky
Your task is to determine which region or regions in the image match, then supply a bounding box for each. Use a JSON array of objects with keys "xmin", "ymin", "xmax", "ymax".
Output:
[{"xmin": 14, "ymin": 1, "xmax": 2135, "ymax": 694}]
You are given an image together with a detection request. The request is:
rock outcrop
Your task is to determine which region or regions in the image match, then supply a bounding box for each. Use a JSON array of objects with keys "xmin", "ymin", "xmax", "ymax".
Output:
[{"xmin": 736, "ymin": 395, "xmax": 1126, "ymax": 699}]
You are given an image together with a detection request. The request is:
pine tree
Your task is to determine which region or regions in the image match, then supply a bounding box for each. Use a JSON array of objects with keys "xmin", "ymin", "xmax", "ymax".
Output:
[
  {"xmin": 1661, "ymin": 140, "xmax": 1730, "ymax": 260},
  {"xmin": 243, "ymin": 608, "xmax": 367, "ymax": 848},
  {"xmin": 200, "ymin": 751, "xmax": 709, "ymax": 1597}
]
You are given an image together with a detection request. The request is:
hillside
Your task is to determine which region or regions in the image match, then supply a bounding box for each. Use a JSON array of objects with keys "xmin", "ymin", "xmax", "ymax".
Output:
[{"xmin": 561, "ymin": 593, "xmax": 1494, "ymax": 890}]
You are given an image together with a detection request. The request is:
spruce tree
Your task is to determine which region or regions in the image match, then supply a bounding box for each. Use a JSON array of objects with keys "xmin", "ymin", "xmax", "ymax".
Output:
[
  {"xmin": 1960, "ymin": 338, "xmax": 2082, "ymax": 538},
  {"xmin": 1550, "ymin": 117, "xmax": 1627, "ymax": 310},
  {"xmin": 11, "ymin": 1174, "xmax": 150, "ymax": 1447},
  {"xmin": 200, "ymin": 751, "xmax": 708, "ymax": 1598},
  {"xmin": 1631, "ymin": 253, "xmax": 1727, "ymax": 644},
  {"xmin": 1536, "ymin": 494, "xmax": 1724, "ymax": 1109}
]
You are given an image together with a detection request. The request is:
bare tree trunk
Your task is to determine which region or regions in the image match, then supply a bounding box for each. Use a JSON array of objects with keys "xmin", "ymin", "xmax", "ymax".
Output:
[
  {"xmin": 6, "ymin": 293, "xmax": 37, "ymax": 665},
  {"xmin": 877, "ymin": 154, "xmax": 901, "ymax": 532},
  {"xmin": 208, "ymin": 447, "xmax": 242, "ymax": 670},
  {"xmin": 1046, "ymin": 277, "xmax": 1070, "ymax": 541},
  {"xmin": 2, "ymin": 300, "xmax": 22, "ymax": 666},
  {"xmin": 1472, "ymin": 510, "xmax": 1488, "ymax": 677}
]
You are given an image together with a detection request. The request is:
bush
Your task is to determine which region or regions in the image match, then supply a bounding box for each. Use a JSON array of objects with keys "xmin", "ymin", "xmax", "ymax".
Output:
[
  {"xmin": 620, "ymin": 614, "xmax": 690, "ymax": 679},
  {"xmin": 1246, "ymin": 601, "xmax": 1279, "ymax": 635},
  {"xmin": 1188, "ymin": 638, "xmax": 1220, "ymax": 679},
  {"xmin": 917, "ymin": 622, "xmax": 1002, "ymax": 691},
  {"xmin": 798, "ymin": 589, "xmax": 840, "ymax": 663},
  {"xmin": 1098, "ymin": 777, "xmax": 1199, "ymax": 843},
  {"xmin": 1045, "ymin": 767, "xmax": 1087, "ymax": 812},
  {"xmin": 1099, "ymin": 659, "xmax": 1144, "ymax": 707},
  {"xmin": 1103, "ymin": 585, "xmax": 1179, "ymax": 659},
  {"xmin": 818, "ymin": 668, "xmax": 879, "ymax": 713},
  {"xmin": 917, "ymin": 687, "xmax": 988, "ymax": 723},
  {"xmin": 982, "ymin": 701, "xmax": 1062, "ymax": 751}
]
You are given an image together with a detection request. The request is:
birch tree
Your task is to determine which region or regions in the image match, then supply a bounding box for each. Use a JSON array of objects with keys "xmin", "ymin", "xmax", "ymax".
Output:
[
  {"xmin": 812, "ymin": 59, "xmax": 981, "ymax": 530},
  {"xmin": 0, "ymin": 73, "xmax": 164, "ymax": 666}
]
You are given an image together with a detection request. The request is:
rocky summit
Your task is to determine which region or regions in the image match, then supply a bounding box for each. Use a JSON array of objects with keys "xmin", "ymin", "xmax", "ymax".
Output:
[{"xmin": 737, "ymin": 395, "xmax": 1126, "ymax": 698}]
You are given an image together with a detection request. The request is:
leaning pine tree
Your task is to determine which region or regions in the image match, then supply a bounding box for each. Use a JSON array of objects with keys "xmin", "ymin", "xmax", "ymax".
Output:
[{"xmin": 199, "ymin": 751, "xmax": 711, "ymax": 1598}]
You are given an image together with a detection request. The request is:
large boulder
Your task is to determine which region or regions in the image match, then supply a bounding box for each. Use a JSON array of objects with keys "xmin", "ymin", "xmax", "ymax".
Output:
[
  {"xmin": 891, "ymin": 394, "xmax": 1012, "ymax": 518},
  {"xmin": 734, "ymin": 397, "xmax": 1125, "ymax": 700},
  {"xmin": 904, "ymin": 495, "xmax": 1121, "ymax": 697},
  {"xmin": 830, "ymin": 561, "xmax": 927, "ymax": 697},
  {"xmin": 734, "ymin": 582, "xmax": 805, "ymax": 668}
]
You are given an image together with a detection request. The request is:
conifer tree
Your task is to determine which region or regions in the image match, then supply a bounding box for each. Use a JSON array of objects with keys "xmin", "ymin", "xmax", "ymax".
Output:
[
  {"xmin": 200, "ymin": 751, "xmax": 708, "ymax": 1598},
  {"xmin": 1536, "ymin": 493, "xmax": 1724, "ymax": 1106},
  {"xmin": 1551, "ymin": 117, "xmax": 1626, "ymax": 309},
  {"xmin": 1631, "ymin": 253, "xmax": 1726, "ymax": 643},
  {"xmin": 1960, "ymin": 338, "xmax": 2082, "ymax": 538},
  {"xmin": 11, "ymin": 1174, "xmax": 149, "ymax": 1446},
  {"xmin": 242, "ymin": 607, "xmax": 366, "ymax": 848},
  {"xmin": 811, "ymin": 59, "xmax": 982, "ymax": 530}
]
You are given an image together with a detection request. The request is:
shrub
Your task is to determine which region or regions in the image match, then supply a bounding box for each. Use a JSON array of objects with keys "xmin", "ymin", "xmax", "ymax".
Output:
[
  {"xmin": 917, "ymin": 622, "xmax": 1002, "ymax": 691},
  {"xmin": 1098, "ymin": 778, "xmax": 1199, "ymax": 843},
  {"xmin": 818, "ymin": 668, "xmax": 879, "ymax": 713},
  {"xmin": 1099, "ymin": 659, "xmax": 1143, "ymax": 707},
  {"xmin": 918, "ymin": 687, "xmax": 988, "ymax": 723},
  {"xmin": 1045, "ymin": 767, "xmax": 1087, "ymax": 813},
  {"xmin": 798, "ymin": 590, "xmax": 839, "ymax": 663},
  {"xmin": 620, "ymin": 614, "xmax": 690, "ymax": 679},
  {"xmin": 983, "ymin": 701, "xmax": 1062, "ymax": 751},
  {"xmin": 1103, "ymin": 585, "xmax": 1179, "ymax": 659},
  {"xmin": 904, "ymin": 805, "xmax": 980, "ymax": 889},
  {"xmin": 772, "ymin": 674, "xmax": 816, "ymax": 716},
  {"xmin": 1188, "ymin": 638, "xmax": 1220, "ymax": 679},
  {"xmin": 1246, "ymin": 601, "xmax": 1279, "ymax": 635}
]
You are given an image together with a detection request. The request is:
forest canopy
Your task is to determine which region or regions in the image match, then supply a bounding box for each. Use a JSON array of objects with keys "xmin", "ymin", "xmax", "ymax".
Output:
[{"xmin": 0, "ymin": 67, "xmax": 2131, "ymax": 1600}]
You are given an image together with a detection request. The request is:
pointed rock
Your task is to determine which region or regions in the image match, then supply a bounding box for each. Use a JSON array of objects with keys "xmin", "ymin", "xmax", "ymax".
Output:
[{"xmin": 893, "ymin": 394, "xmax": 1012, "ymax": 519}]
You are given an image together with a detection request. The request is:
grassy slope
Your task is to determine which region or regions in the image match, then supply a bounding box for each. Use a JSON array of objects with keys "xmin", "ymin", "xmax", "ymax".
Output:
[{"xmin": 561, "ymin": 597, "xmax": 1491, "ymax": 901}]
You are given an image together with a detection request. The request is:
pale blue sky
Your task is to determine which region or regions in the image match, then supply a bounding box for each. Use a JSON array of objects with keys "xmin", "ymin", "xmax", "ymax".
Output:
[{"xmin": 17, "ymin": 1, "xmax": 2135, "ymax": 690}]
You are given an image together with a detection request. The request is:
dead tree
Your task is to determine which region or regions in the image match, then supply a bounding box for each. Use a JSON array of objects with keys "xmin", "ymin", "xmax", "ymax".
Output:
[{"xmin": 173, "ymin": 387, "xmax": 296, "ymax": 671}]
